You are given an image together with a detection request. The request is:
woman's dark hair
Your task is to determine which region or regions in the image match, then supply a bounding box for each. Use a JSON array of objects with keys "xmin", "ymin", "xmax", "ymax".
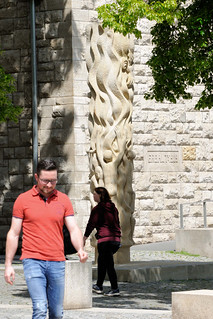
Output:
[
  {"xmin": 95, "ymin": 187, "xmax": 111, "ymax": 202},
  {"xmin": 37, "ymin": 159, "xmax": 58, "ymax": 176}
]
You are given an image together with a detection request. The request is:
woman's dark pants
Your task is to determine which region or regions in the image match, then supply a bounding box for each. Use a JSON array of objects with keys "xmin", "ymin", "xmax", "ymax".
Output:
[{"xmin": 97, "ymin": 241, "xmax": 120, "ymax": 290}]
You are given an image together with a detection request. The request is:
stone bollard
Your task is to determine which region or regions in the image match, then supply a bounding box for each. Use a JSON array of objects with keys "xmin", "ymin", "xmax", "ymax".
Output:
[
  {"xmin": 172, "ymin": 290, "xmax": 213, "ymax": 319},
  {"xmin": 64, "ymin": 260, "xmax": 92, "ymax": 309}
]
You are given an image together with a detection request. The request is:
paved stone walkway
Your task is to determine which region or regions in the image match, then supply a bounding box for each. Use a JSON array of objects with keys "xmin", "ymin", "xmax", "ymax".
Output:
[{"xmin": 1, "ymin": 242, "xmax": 213, "ymax": 319}]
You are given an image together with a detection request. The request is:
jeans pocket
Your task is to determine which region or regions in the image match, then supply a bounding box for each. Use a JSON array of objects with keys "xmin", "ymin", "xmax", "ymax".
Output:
[{"xmin": 22, "ymin": 258, "xmax": 43, "ymax": 280}]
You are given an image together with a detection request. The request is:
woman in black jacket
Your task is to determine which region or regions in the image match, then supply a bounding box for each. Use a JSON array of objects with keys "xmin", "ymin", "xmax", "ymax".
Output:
[{"xmin": 84, "ymin": 187, "xmax": 121, "ymax": 296}]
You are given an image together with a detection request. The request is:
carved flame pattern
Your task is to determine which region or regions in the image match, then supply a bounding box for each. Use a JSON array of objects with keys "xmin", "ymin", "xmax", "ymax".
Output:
[{"xmin": 86, "ymin": 23, "xmax": 135, "ymax": 247}]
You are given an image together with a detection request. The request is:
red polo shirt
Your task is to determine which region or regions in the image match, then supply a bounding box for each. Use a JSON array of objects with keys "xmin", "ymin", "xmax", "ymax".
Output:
[{"xmin": 13, "ymin": 185, "xmax": 74, "ymax": 261}]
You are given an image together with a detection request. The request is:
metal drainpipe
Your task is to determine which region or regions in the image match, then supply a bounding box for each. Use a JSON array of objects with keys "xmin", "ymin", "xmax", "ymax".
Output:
[{"xmin": 30, "ymin": 0, "xmax": 38, "ymax": 183}]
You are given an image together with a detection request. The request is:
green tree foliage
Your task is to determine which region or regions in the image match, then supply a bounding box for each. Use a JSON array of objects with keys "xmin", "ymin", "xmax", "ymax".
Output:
[
  {"xmin": 0, "ymin": 63, "xmax": 22, "ymax": 123},
  {"xmin": 97, "ymin": 0, "xmax": 213, "ymax": 110}
]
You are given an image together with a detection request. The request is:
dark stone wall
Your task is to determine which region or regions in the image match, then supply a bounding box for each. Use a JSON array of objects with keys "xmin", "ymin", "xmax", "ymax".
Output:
[{"xmin": 0, "ymin": 0, "xmax": 74, "ymax": 254}]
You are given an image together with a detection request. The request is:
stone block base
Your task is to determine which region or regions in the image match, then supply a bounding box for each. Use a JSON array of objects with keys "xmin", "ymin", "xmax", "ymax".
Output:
[
  {"xmin": 172, "ymin": 290, "xmax": 213, "ymax": 319},
  {"xmin": 64, "ymin": 260, "xmax": 92, "ymax": 309},
  {"xmin": 176, "ymin": 229, "xmax": 213, "ymax": 258}
]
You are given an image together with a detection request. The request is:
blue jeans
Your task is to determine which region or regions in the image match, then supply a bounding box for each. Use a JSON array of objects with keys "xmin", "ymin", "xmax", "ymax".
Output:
[{"xmin": 22, "ymin": 258, "xmax": 65, "ymax": 319}]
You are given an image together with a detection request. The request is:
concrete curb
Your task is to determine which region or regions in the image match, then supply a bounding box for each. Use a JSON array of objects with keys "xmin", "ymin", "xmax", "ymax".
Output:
[{"xmin": 93, "ymin": 261, "xmax": 213, "ymax": 283}]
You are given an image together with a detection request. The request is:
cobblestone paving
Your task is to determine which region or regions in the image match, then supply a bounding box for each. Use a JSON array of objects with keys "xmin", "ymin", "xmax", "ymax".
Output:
[{"xmin": 1, "ymin": 248, "xmax": 213, "ymax": 319}]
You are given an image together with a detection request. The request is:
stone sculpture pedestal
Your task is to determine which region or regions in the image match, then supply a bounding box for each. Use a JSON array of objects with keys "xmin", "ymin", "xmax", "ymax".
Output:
[{"xmin": 114, "ymin": 245, "xmax": 131, "ymax": 264}]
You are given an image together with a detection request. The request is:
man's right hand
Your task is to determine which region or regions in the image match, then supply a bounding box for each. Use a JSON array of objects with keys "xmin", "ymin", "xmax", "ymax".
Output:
[{"xmin": 4, "ymin": 265, "xmax": 15, "ymax": 285}]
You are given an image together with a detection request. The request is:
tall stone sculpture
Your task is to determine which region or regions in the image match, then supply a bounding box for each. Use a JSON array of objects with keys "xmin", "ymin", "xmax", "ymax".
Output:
[{"xmin": 86, "ymin": 23, "xmax": 135, "ymax": 263}]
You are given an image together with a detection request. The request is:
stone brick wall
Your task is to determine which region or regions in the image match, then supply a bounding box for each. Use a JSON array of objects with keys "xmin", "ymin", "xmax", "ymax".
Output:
[
  {"xmin": 0, "ymin": 0, "xmax": 32, "ymax": 253},
  {"xmin": 133, "ymin": 18, "xmax": 213, "ymax": 243},
  {"xmin": 0, "ymin": 0, "xmax": 91, "ymax": 253},
  {"xmin": 1, "ymin": 0, "xmax": 213, "ymax": 253}
]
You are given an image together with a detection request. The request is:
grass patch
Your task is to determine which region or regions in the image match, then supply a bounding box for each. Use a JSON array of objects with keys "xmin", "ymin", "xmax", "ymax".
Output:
[{"xmin": 168, "ymin": 250, "xmax": 200, "ymax": 257}]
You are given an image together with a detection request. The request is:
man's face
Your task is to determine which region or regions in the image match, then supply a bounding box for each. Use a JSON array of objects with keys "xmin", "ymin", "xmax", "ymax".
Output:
[{"xmin": 35, "ymin": 169, "xmax": 58, "ymax": 197}]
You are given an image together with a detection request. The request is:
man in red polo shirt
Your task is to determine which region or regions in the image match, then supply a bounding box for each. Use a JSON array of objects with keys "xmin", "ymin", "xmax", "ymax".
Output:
[{"xmin": 4, "ymin": 159, "xmax": 87, "ymax": 319}]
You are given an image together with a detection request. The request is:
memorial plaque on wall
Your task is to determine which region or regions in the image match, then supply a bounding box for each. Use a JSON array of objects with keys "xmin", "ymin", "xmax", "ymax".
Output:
[{"xmin": 144, "ymin": 147, "xmax": 182, "ymax": 172}]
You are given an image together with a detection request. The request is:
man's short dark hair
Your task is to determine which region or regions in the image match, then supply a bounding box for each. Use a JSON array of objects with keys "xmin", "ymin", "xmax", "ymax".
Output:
[{"xmin": 37, "ymin": 159, "xmax": 58, "ymax": 176}]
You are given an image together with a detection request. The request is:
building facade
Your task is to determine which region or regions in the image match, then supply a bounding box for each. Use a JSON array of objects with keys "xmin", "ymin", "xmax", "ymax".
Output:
[{"xmin": 0, "ymin": 0, "xmax": 213, "ymax": 253}]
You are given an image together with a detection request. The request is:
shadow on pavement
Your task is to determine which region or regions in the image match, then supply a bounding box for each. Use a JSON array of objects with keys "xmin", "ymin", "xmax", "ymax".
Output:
[{"xmin": 92, "ymin": 279, "xmax": 213, "ymax": 310}]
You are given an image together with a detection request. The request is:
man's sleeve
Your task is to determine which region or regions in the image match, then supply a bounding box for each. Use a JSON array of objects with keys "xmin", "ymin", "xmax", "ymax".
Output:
[
  {"xmin": 64, "ymin": 194, "xmax": 74, "ymax": 217},
  {"xmin": 12, "ymin": 195, "xmax": 24, "ymax": 219}
]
